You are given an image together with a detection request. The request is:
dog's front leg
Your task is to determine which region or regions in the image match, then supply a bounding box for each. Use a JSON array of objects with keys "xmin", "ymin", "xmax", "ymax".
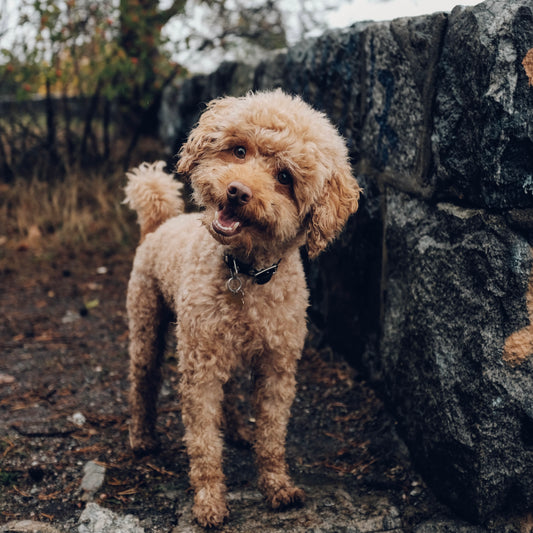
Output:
[
  {"xmin": 179, "ymin": 370, "xmax": 229, "ymax": 528},
  {"xmin": 252, "ymin": 356, "xmax": 305, "ymax": 510}
]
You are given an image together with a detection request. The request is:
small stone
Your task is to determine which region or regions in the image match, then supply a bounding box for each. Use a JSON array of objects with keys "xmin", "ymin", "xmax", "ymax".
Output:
[
  {"xmin": 78, "ymin": 503, "xmax": 144, "ymax": 533},
  {"xmin": 80, "ymin": 461, "xmax": 106, "ymax": 501},
  {"xmin": 69, "ymin": 412, "xmax": 86, "ymax": 427},
  {"xmin": 61, "ymin": 310, "xmax": 80, "ymax": 324}
]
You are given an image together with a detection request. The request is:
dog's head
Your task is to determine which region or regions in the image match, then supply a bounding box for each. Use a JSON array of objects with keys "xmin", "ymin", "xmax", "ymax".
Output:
[{"xmin": 177, "ymin": 90, "xmax": 360, "ymax": 258}]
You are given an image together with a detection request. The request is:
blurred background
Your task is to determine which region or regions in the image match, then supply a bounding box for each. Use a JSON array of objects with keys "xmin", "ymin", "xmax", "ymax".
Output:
[{"xmin": 0, "ymin": 0, "xmax": 478, "ymax": 253}]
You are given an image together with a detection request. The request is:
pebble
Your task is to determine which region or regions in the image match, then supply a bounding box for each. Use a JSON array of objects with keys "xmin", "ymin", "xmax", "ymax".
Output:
[
  {"xmin": 69, "ymin": 411, "xmax": 87, "ymax": 426},
  {"xmin": 78, "ymin": 503, "xmax": 144, "ymax": 533},
  {"xmin": 61, "ymin": 310, "xmax": 80, "ymax": 324},
  {"xmin": 80, "ymin": 461, "xmax": 106, "ymax": 501}
]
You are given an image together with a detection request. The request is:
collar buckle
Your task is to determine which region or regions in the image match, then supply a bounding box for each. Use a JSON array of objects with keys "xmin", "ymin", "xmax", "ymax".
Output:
[{"xmin": 225, "ymin": 256, "xmax": 245, "ymax": 305}]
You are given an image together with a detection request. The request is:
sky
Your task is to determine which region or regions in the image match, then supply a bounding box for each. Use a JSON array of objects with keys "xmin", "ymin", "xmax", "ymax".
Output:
[{"xmin": 325, "ymin": 0, "xmax": 481, "ymax": 27}]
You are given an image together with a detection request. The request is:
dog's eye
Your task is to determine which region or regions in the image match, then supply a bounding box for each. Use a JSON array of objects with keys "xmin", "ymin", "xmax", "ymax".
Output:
[
  {"xmin": 233, "ymin": 146, "xmax": 246, "ymax": 159},
  {"xmin": 277, "ymin": 170, "xmax": 292, "ymax": 186}
]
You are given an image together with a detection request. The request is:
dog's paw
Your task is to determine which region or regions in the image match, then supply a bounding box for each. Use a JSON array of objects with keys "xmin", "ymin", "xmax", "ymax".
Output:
[
  {"xmin": 193, "ymin": 486, "xmax": 229, "ymax": 528},
  {"xmin": 268, "ymin": 485, "xmax": 306, "ymax": 510}
]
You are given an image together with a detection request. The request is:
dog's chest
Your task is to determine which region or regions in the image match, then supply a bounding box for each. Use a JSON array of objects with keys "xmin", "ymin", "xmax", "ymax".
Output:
[{"xmin": 175, "ymin": 273, "xmax": 305, "ymax": 359}]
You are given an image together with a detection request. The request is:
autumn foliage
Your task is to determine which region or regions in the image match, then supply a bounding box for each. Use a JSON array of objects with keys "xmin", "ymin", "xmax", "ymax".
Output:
[{"xmin": 0, "ymin": 0, "xmax": 185, "ymax": 179}]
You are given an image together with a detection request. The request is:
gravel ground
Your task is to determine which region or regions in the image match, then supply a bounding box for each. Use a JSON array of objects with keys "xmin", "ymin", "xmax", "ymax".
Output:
[{"xmin": 0, "ymin": 246, "xmax": 525, "ymax": 532}]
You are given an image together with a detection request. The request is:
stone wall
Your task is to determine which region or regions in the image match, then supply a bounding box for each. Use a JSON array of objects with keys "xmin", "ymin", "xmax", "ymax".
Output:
[{"xmin": 160, "ymin": 0, "xmax": 533, "ymax": 523}]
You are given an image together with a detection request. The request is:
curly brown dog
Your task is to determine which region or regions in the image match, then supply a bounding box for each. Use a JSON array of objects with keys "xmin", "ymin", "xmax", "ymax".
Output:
[{"xmin": 124, "ymin": 90, "xmax": 360, "ymax": 527}]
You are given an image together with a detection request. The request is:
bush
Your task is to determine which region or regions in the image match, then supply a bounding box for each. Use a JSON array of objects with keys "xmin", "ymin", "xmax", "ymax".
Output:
[{"xmin": 0, "ymin": 0, "xmax": 184, "ymax": 180}]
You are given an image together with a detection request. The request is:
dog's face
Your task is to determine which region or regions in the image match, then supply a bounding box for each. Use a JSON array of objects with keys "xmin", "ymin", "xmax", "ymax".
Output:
[{"xmin": 177, "ymin": 90, "xmax": 361, "ymax": 258}]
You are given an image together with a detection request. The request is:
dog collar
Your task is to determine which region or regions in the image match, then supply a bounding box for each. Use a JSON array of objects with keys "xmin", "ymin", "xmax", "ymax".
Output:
[
  {"xmin": 224, "ymin": 254, "xmax": 282, "ymax": 305},
  {"xmin": 224, "ymin": 254, "xmax": 281, "ymax": 286}
]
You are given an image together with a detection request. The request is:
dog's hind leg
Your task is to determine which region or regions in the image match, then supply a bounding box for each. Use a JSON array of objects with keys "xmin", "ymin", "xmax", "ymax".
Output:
[{"xmin": 127, "ymin": 273, "xmax": 170, "ymax": 455}]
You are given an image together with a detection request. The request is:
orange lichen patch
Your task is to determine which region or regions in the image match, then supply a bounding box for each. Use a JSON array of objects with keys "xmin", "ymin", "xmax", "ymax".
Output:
[
  {"xmin": 503, "ymin": 270, "xmax": 533, "ymax": 366},
  {"xmin": 523, "ymin": 49, "xmax": 533, "ymax": 87}
]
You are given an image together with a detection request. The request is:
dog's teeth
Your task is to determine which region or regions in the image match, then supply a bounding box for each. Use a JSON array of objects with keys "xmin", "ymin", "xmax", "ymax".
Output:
[
  {"xmin": 212, "ymin": 211, "xmax": 241, "ymax": 235},
  {"xmin": 218, "ymin": 221, "xmax": 239, "ymax": 231}
]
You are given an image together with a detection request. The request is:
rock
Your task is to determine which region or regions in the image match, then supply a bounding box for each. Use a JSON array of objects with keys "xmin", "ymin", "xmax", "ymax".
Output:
[
  {"xmin": 0, "ymin": 521, "xmax": 60, "ymax": 533},
  {"xmin": 356, "ymin": 13, "xmax": 447, "ymax": 194},
  {"xmin": 80, "ymin": 461, "xmax": 106, "ymax": 501},
  {"xmin": 69, "ymin": 411, "xmax": 86, "ymax": 427},
  {"xmin": 78, "ymin": 503, "xmax": 144, "ymax": 533},
  {"xmin": 379, "ymin": 190, "xmax": 533, "ymax": 521},
  {"xmin": 432, "ymin": 0, "xmax": 533, "ymax": 208}
]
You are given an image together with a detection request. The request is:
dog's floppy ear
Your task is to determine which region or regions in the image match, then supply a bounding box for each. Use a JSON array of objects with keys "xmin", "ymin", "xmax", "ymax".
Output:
[
  {"xmin": 176, "ymin": 97, "xmax": 236, "ymax": 175},
  {"xmin": 306, "ymin": 164, "xmax": 361, "ymax": 258}
]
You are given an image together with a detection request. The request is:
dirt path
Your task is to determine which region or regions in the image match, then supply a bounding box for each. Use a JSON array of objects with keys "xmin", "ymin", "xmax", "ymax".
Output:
[{"xmin": 0, "ymin": 247, "xmax": 492, "ymax": 532}]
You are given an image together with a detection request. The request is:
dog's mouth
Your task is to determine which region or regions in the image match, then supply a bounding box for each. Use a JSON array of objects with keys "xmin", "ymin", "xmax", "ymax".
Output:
[{"xmin": 212, "ymin": 205, "xmax": 244, "ymax": 237}]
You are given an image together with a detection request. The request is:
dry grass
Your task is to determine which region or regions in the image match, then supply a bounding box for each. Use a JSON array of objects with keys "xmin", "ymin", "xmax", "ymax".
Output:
[
  {"xmin": 0, "ymin": 133, "xmax": 175, "ymax": 261},
  {"xmin": 0, "ymin": 166, "xmax": 138, "ymax": 254}
]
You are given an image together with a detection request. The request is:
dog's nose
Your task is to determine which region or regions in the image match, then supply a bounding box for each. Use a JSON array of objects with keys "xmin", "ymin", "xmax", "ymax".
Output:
[{"xmin": 227, "ymin": 181, "xmax": 252, "ymax": 205}]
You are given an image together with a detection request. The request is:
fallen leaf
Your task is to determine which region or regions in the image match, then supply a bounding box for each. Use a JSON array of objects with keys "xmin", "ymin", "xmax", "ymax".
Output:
[
  {"xmin": 85, "ymin": 299, "xmax": 100, "ymax": 310},
  {"xmin": 523, "ymin": 49, "xmax": 533, "ymax": 86}
]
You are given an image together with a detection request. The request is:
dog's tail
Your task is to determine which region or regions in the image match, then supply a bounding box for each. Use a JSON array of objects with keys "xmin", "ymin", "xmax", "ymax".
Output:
[{"xmin": 124, "ymin": 161, "xmax": 185, "ymax": 241}]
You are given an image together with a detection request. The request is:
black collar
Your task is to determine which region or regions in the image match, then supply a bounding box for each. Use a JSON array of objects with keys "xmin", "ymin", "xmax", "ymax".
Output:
[{"xmin": 224, "ymin": 254, "xmax": 281, "ymax": 285}]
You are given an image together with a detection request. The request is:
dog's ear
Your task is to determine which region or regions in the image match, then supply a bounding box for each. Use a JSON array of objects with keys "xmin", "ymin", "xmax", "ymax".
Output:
[
  {"xmin": 176, "ymin": 97, "xmax": 236, "ymax": 175},
  {"xmin": 306, "ymin": 164, "xmax": 361, "ymax": 258},
  {"xmin": 175, "ymin": 136, "xmax": 199, "ymax": 176}
]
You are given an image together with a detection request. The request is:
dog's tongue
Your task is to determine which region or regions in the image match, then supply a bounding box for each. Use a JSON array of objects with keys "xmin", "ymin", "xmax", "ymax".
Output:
[{"xmin": 212, "ymin": 207, "xmax": 241, "ymax": 236}]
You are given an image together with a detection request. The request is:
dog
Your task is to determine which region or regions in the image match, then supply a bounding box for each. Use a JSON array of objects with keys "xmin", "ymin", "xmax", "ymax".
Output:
[{"xmin": 124, "ymin": 90, "xmax": 360, "ymax": 527}]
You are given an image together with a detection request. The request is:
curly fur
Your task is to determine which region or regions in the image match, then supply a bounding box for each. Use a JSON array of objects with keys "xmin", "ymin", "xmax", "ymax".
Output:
[
  {"xmin": 125, "ymin": 90, "xmax": 360, "ymax": 528},
  {"xmin": 124, "ymin": 161, "xmax": 184, "ymax": 241}
]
